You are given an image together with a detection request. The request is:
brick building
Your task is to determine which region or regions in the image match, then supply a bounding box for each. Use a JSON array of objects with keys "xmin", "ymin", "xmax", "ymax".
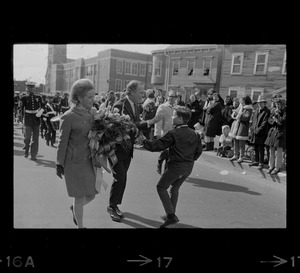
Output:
[
  {"xmin": 150, "ymin": 44, "xmax": 223, "ymax": 102},
  {"xmin": 45, "ymin": 45, "xmax": 153, "ymax": 96},
  {"xmin": 219, "ymin": 44, "xmax": 286, "ymax": 104}
]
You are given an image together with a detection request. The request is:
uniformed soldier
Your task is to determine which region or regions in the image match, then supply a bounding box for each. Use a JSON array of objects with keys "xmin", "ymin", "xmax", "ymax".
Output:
[
  {"xmin": 59, "ymin": 92, "xmax": 70, "ymax": 114},
  {"xmin": 19, "ymin": 81, "xmax": 42, "ymax": 160},
  {"xmin": 52, "ymin": 91, "xmax": 61, "ymax": 108},
  {"xmin": 42, "ymin": 95, "xmax": 57, "ymax": 147}
]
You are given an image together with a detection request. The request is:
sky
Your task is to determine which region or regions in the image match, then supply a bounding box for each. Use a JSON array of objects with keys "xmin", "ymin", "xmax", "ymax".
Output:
[{"xmin": 13, "ymin": 44, "xmax": 170, "ymax": 85}]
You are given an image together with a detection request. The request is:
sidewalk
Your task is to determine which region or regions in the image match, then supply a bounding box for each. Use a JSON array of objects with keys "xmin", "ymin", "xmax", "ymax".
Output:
[{"xmin": 200, "ymin": 150, "xmax": 287, "ymax": 184}]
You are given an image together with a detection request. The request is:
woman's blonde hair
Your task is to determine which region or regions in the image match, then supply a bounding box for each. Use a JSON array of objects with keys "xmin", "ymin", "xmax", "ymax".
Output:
[{"xmin": 69, "ymin": 78, "xmax": 94, "ymax": 106}]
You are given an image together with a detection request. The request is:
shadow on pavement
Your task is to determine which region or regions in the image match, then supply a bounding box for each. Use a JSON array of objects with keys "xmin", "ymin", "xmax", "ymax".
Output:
[
  {"xmin": 185, "ymin": 177, "xmax": 261, "ymax": 195},
  {"xmin": 35, "ymin": 159, "xmax": 56, "ymax": 169},
  {"xmin": 122, "ymin": 212, "xmax": 201, "ymax": 229}
]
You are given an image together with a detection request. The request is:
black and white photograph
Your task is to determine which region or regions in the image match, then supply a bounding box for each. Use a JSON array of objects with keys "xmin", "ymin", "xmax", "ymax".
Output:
[{"xmin": 13, "ymin": 44, "xmax": 287, "ymax": 229}]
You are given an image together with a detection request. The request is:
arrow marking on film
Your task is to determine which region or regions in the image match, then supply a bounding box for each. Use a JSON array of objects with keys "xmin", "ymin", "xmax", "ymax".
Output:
[
  {"xmin": 260, "ymin": 255, "xmax": 288, "ymax": 267},
  {"xmin": 127, "ymin": 255, "xmax": 152, "ymax": 266}
]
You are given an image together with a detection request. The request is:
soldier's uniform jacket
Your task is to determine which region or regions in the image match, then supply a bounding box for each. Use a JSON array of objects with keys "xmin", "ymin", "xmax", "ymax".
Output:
[{"xmin": 20, "ymin": 94, "xmax": 42, "ymax": 127}]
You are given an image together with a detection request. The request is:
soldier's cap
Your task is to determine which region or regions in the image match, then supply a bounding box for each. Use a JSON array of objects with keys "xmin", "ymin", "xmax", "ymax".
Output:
[{"xmin": 25, "ymin": 81, "xmax": 36, "ymax": 87}]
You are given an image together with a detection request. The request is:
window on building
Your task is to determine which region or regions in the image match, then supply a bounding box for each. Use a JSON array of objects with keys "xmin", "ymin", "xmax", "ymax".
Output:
[
  {"xmin": 148, "ymin": 64, "xmax": 152, "ymax": 74},
  {"xmin": 203, "ymin": 58, "xmax": 211, "ymax": 76},
  {"xmin": 254, "ymin": 52, "xmax": 269, "ymax": 75},
  {"xmin": 132, "ymin": 63, "xmax": 138, "ymax": 75},
  {"xmin": 231, "ymin": 53, "xmax": 244, "ymax": 74},
  {"xmin": 187, "ymin": 59, "xmax": 195, "ymax": 76},
  {"xmin": 172, "ymin": 60, "xmax": 179, "ymax": 76},
  {"xmin": 125, "ymin": 61, "xmax": 131, "ymax": 74},
  {"xmin": 229, "ymin": 86, "xmax": 245, "ymax": 98},
  {"xmin": 116, "ymin": 60, "xmax": 123, "ymax": 74},
  {"xmin": 139, "ymin": 63, "xmax": 146, "ymax": 76},
  {"xmin": 282, "ymin": 50, "xmax": 286, "ymax": 75},
  {"xmin": 251, "ymin": 88, "xmax": 264, "ymax": 102},
  {"xmin": 154, "ymin": 61, "xmax": 162, "ymax": 76},
  {"xmin": 115, "ymin": 79, "xmax": 122, "ymax": 92},
  {"xmin": 229, "ymin": 90, "xmax": 238, "ymax": 99},
  {"xmin": 87, "ymin": 66, "xmax": 91, "ymax": 76}
]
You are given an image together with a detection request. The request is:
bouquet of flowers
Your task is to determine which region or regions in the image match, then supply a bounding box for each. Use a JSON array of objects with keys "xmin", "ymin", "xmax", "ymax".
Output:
[{"xmin": 88, "ymin": 107, "xmax": 138, "ymax": 173}]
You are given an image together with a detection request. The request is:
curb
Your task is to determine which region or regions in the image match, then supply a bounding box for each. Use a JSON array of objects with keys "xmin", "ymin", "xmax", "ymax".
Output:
[{"xmin": 200, "ymin": 151, "xmax": 286, "ymax": 184}]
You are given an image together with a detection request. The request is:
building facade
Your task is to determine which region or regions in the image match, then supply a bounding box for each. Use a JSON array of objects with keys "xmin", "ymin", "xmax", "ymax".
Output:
[
  {"xmin": 45, "ymin": 45, "xmax": 153, "ymax": 96},
  {"xmin": 219, "ymin": 44, "xmax": 286, "ymax": 103},
  {"xmin": 151, "ymin": 44, "xmax": 223, "ymax": 102}
]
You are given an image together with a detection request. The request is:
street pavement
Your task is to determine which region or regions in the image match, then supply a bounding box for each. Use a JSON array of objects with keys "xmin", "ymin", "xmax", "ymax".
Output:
[{"xmin": 13, "ymin": 121, "xmax": 286, "ymax": 229}]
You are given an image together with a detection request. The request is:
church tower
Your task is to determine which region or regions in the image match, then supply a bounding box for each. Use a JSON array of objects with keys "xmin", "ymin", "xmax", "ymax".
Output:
[{"xmin": 45, "ymin": 45, "xmax": 67, "ymax": 93}]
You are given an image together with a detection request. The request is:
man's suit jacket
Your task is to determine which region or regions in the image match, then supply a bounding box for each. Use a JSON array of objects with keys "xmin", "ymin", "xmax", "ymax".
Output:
[
  {"xmin": 112, "ymin": 98, "xmax": 147, "ymax": 159},
  {"xmin": 249, "ymin": 106, "xmax": 270, "ymax": 144}
]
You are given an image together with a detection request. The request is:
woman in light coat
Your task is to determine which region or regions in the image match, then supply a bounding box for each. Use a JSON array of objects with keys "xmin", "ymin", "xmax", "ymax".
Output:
[
  {"xmin": 229, "ymin": 95, "xmax": 253, "ymax": 163},
  {"xmin": 56, "ymin": 78, "xmax": 97, "ymax": 228}
]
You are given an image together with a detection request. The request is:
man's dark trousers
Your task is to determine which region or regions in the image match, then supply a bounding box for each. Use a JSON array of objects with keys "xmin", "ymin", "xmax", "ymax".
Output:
[
  {"xmin": 24, "ymin": 125, "xmax": 39, "ymax": 158},
  {"xmin": 109, "ymin": 157, "xmax": 131, "ymax": 207}
]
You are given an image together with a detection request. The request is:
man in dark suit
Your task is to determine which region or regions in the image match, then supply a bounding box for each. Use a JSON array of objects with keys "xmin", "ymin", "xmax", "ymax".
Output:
[
  {"xmin": 249, "ymin": 95, "xmax": 270, "ymax": 169},
  {"xmin": 107, "ymin": 80, "xmax": 147, "ymax": 222}
]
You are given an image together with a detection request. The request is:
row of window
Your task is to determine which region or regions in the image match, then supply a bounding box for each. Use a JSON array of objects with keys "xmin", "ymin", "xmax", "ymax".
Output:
[
  {"xmin": 116, "ymin": 60, "xmax": 152, "ymax": 77},
  {"xmin": 231, "ymin": 51, "xmax": 286, "ymax": 75},
  {"xmin": 154, "ymin": 58, "xmax": 212, "ymax": 77}
]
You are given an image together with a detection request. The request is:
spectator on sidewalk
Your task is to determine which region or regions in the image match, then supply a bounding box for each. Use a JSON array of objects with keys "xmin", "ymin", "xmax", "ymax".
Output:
[
  {"xmin": 217, "ymin": 125, "xmax": 233, "ymax": 157},
  {"xmin": 143, "ymin": 106, "xmax": 202, "ymax": 228},
  {"xmin": 194, "ymin": 90, "xmax": 204, "ymax": 123},
  {"xmin": 248, "ymin": 95, "xmax": 270, "ymax": 169},
  {"xmin": 221, "ymin": 95, "xmax": 234, "ymax": 127},
  {"xmin": 264, "ymin": 97, "xmax": 286, "ymax": 174},
  {"xmin": 146, "ymin": 90, "xmax": 178, "ymax": 174},
  {"xmin": 229, "ymin": 95, "xmax": 254, "ymax": 163},
  {"xmin": 202, "ymin": 91, "xmax": 224, "ymax": 151},
  {"xmin": 186, "ymin": 93, "xmax": 202, "ymax": 129}
]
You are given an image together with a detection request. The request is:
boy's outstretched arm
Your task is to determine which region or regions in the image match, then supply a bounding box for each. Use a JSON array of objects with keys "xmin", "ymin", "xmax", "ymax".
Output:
[{"xmin": 143, "ymin": 132, "xmax": 174, "ymax": 152}]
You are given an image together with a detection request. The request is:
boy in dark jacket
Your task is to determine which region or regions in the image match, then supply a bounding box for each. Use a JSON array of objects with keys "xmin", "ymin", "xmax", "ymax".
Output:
[{"xmin": 143, "ymin": 106, "xmax": 202, "ymax": 228}]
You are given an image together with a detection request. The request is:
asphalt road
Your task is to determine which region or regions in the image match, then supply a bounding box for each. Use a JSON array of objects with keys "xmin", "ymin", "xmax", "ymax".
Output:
[{"xmin": 13, "ymin": 122, "xmax": 286, "ymax": 229}]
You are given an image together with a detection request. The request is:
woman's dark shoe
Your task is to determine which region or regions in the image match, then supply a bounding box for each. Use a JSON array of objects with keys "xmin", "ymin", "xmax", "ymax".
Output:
[
  {"xmin": 249, "ymin": 162, "xmax": 259, "ymax": 167},
  {"xmin": 70, "ymin": 205, "xmax": 77, "ymax": 226}
]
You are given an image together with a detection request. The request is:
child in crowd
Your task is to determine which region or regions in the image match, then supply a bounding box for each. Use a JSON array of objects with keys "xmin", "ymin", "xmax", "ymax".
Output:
[
  {"xmin": 143, "ymin": 106, "xmax": 202, "ymax": 228},
  {"xmin": 217, "ymin": 125, "xmax": 233, "ymax": 157}
]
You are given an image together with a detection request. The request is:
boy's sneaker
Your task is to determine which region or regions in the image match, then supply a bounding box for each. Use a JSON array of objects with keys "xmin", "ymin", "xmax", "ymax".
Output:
[{"xmin": 159, "ymin": 215, "xmax": 179, "ymax": 228}]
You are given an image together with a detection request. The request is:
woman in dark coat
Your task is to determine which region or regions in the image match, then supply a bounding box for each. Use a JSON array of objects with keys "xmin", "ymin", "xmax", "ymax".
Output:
[
  {"xmin": 264, "ymin": 98, "xmax": 286, "ymax": 174},
  {"xmin": 221, "ymin": 95, "xmax": 233, "ymax": 127},
  {"xmin": 186, "ymin": 93, "xmax": 202, "ymax": 129},
  {"xmin": 203, "ymin": 92, "xmax": 224, "ymax": 151}
]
